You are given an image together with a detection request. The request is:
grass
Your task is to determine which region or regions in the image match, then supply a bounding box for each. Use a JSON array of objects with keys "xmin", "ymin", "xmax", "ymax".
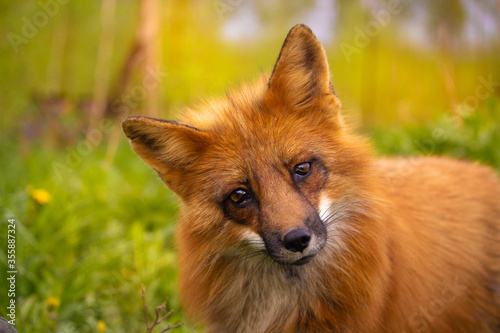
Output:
[
  {"xmin": 0, "ymin": 96, "xmax": 498, "ymax": 332},
  {"xmin": 0, "ymin": 137, "xmax": 197, "ymax": 332},
  {"xmin": 371, "ymin": 96, "xmax": 500, "ymax": 170}
]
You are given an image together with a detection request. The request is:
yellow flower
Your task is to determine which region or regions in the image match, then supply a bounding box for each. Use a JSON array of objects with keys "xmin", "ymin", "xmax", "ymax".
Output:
[
  {"xmin": 46, "ymin": 296, "xmax": 60, "ymax": 308},
  {"xmin": 98, "ymin": 320, "xmax": 106, "ymax": 332},
  {"xmin": 28, "ymin": 186, "xmax": 52, "ymax": 204}
]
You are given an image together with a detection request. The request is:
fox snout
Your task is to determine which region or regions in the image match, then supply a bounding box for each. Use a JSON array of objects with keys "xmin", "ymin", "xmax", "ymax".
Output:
[
  {"xmin": 283, "ymin": 228, "xmax": 311, "ymax": 252},
  {"xmin": 260, "ymin": 211, "xmax": 327, "ymax": 266}
]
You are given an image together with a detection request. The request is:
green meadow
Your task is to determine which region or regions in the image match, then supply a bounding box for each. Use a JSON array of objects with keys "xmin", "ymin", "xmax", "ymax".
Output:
[{"xmin": 0, "ymin": 1, "xmax": 499, "ymax": 332}]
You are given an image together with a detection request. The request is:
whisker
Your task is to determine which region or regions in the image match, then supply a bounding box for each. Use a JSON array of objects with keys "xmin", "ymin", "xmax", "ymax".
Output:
[
  {"xmin": 321, "ymin": 199, "xmax": 365, "ymax": 228},
  {"xmin": 325, "ymin": 212, "xmax": 352, "ymax": 227},
  {"xmin": 319, "ymin": 198, "xmax": 341, "ymax": 220}
]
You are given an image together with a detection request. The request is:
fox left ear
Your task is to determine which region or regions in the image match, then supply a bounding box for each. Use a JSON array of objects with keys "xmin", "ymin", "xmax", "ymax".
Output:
[
  {"xmin": 122, "ymin": 116, "xmax": 210, "ymax": 196},
  {"xmin": 266, "ymin": 24, "xmax": 341, "ymax": 118}
]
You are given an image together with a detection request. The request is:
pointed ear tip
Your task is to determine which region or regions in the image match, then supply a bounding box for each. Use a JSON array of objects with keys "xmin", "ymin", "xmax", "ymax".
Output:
[
  {"xmin": 281, "ymin": 24, "xmax": 322, "ymax": 53},
  {"xmin": 288, "ymin": 24, "xmax": 316, "ymax": 39},
  {"xmin": 122, "ymin": 116, "xmax": 143, "ymax": 138},
  {"xmin": 122, "ymin": 115, "xmax": 143, "ymax": 123},
  {"xmin": 290, "ymin": 24, "xmax": 312, "ymax": 33}
]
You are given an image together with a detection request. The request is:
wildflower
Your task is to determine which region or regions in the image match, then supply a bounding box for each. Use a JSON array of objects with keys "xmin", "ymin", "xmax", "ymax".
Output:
[
  {"xmin": 98, "ymin": 320, "xmax": 106, "ymax": 332},
  {"xmin": 46, "ymin": 296, "xmax": 60, "ymax": 308},
  {"xmin": 27, "ymin": 186, "xmax": 52, "ymax": 204}
]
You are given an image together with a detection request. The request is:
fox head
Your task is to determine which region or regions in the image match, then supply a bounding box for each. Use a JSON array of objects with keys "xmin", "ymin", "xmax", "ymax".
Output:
[{"xmin": 122, "ymin": 24, "xmax": 372, "ymax": 267}]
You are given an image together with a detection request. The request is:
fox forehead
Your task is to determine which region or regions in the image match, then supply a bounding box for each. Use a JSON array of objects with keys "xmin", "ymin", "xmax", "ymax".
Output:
[
  {"xmin": 180, "ymin": 78, "xmax": 334, "ymax": 148},
  {"xmin": 180, "ymin": 78, "xmax": 268, "ymax": 131},
  {"xmin": 179, "ymin": 113, "xmax": 330, "ymax": 200}
]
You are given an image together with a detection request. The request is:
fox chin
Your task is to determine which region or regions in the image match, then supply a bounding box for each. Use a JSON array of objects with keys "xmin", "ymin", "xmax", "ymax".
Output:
[{"xmin": 122, "ymin": 24, "xmax": 500, "ymax": 332}]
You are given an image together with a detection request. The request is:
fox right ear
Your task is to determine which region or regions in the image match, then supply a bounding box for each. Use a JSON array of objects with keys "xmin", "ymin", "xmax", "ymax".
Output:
[
  {"xmin": 122, "ymin": 116, "xmax": 210, "ymax": 176},
  {"xmin": 266, "ymin": 24, "xmax": 341, "ymax": 119}
]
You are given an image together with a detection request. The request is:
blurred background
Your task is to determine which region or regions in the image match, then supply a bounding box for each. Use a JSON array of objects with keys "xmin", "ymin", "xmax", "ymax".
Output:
[{"xmin": 1, "ymin": 0, "xmax": 499, "ymax": 332}]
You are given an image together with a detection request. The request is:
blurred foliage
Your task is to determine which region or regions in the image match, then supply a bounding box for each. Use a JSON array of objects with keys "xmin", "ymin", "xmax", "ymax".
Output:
[
  {"xmin": 0, "ymin": 139, "xmax": 194, "ymax": 332},
  {"xmin": 372, "ymin": 96, "xmax": 500, "ymax": 169},
  {"xmin": 0, "ymin": 0, "xmax": 499, "ymax": 332}
]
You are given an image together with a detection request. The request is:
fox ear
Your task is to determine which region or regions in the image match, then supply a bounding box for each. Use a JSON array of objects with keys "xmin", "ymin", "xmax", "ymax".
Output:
[
  {"xmin": 266, "ymin": 24, "xmax": 340, "ymax": 116},
  {"xmin": 122, "ymin": 116, "xmax": 209, "ymax": 177}
]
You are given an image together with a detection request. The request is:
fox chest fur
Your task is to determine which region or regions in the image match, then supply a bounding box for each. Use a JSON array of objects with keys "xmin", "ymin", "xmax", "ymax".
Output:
[{"xmin": 123, "ymin": 25, "xmax": 500, "ymax": 332}]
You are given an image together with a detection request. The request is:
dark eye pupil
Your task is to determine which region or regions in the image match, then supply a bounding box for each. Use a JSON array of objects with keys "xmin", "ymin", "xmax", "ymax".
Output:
[
  {"xmin": 295, "ymin": 162, "xmax": 311, "ymax": 176},
  {"xmin": 230, "ymin": 189, "xmax": 249, "ymax": 205}
]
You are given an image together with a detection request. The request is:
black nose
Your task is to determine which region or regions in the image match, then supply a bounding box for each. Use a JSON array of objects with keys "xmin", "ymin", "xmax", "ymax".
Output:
[{"xmin": 283, "ymin": 228, "xmax": 311, "ymax": 252}]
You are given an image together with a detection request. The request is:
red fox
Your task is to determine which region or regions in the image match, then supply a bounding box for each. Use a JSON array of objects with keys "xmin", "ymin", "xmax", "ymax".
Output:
[{"xmin": 122, "ymin": 24, "xmax": 500, "ymax": 332}]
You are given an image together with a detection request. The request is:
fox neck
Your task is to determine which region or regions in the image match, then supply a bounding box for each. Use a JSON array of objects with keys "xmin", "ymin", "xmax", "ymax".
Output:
[{"xmin": 181, "ymin": 204, "xmax": 392, "ymax": 333}]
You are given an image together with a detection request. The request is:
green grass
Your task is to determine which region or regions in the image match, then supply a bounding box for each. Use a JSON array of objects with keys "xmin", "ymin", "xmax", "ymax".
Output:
[
  {"xmin": 371, "ymin": 96, "xmax": 500, "ymax": 170},
  {"xmin": 0, "ymin": 137, "xmax": 197, "ymax": 332},
  {"xmin": 1, "ymin": 96, "xmax": 498, "ymax": 332}
]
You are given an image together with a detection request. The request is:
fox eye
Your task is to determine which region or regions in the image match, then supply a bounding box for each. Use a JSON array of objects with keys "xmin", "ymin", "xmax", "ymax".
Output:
[
  {"xmin": 293, "ymin": 162, "xmax": 312, "ymax": 182},
  {"xmin": 228, "ymin": 189, "xmax": 252, "ymax": 207}
]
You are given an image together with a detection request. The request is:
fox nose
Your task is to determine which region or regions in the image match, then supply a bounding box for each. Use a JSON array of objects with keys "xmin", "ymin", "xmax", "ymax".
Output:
[{"xmin": 283, "ymin": 228, "xmax": 311, "ymax": 252}]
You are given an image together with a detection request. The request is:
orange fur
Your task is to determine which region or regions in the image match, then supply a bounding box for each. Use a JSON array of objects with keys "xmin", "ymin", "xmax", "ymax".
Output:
[{"xmin": 122, "ymin": 24, "xmax": 500, "ymax": 332}]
